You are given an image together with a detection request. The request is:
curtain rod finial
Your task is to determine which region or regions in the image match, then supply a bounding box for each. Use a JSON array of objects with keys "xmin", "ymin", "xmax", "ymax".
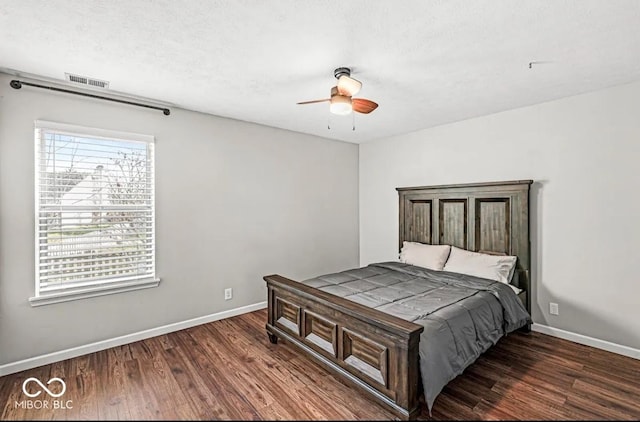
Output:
[{"xmin": 10, "ymin": 80, "xmax": 22, "ymax": 89}]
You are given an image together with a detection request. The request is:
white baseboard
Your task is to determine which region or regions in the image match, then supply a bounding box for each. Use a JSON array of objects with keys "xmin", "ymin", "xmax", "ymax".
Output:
[
  {"xmin": 5, "ymin": 306, "xmax": 635, "ymax": 377},
  {"xmin": 532, "ymin": 323, "xmax": 640, "ymax": 360},
  {"xmin": 0, "ymin": 301, "xmax": 267, "ymax": 377}
]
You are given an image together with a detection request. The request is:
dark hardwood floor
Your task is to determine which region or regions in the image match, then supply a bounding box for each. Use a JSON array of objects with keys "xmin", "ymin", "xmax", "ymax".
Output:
[{"xmin": 2, "ymin": 309, "xmax": 640, "ymax": 420}]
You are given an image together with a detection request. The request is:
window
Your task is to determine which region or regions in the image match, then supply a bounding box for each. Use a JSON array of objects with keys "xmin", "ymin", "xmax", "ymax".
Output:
[{"xmin": 31, "ymin": 120, "xmax": 158, "ymax": 306}]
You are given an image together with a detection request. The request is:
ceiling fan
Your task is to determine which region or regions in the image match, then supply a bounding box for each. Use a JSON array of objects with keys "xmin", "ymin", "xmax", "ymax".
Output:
[{"xmin": 297, "ymin": 67, "xmax": 378, "ymax": 115}]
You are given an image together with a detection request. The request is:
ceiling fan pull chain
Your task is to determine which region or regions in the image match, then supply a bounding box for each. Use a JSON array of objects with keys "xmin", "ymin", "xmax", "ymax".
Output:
[{"xmin": 352, "ymin": 112, "xmax": 356, "ymax": 131}]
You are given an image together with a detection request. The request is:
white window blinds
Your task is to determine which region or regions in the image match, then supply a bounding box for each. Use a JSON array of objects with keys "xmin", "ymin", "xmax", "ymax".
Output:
[{"xmin": 34, "ymin": 121, "xmax": 156, "ymax": 299}]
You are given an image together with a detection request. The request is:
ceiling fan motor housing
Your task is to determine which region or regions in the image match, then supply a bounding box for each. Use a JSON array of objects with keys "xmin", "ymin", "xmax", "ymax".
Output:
[{"xmin": 334, "ymin": 67, "xmax": 351, "ymax": 79}]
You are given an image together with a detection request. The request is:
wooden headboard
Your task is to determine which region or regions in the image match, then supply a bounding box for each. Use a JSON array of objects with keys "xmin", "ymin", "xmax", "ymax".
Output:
[{"xmin": 397, "ymin": 180, "xmax": 533, "ymax": 315}]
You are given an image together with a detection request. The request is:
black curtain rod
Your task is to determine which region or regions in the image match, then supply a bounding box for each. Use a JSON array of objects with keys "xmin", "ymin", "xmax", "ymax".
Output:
[{"xmin": 10, "ymin": 79, "xmax": 171, "ymax": 116}]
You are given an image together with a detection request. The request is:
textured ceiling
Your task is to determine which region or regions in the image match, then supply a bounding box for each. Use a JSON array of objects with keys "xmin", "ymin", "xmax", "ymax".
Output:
[{"xmin": 1, "ymin": 0, "xmax": 640, "ymax": 143}]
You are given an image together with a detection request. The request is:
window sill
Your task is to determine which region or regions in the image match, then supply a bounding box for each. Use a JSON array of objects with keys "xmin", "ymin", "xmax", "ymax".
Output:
[{"xmin": 29, "ymin": 278, "xmax": 160, "ymax": 307}]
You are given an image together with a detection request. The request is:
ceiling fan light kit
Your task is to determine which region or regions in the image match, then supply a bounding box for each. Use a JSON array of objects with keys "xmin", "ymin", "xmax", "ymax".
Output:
[
  {"xmin": 334, "ymin": 67, "xmax": 362, "ymax": 97},
  {"xmin": 298, "ymin": 67, "xmax": 378, "ymax": 117},
  {"xmin": 330, "ymin": 94, "xmax": 352, "ymax": 115}
]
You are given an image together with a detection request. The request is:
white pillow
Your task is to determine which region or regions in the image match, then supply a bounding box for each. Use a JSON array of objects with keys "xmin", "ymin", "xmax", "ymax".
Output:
[
  {"xmin": 399, "ymin": 242, "xmax": 451, "ymax": 271},
  {"xmin": 443, "ymin": 246, "xmax": 520, "ymax": 293}
]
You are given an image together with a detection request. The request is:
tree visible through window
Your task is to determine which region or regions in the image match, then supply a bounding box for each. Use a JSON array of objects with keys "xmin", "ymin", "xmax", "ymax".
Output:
[{"xmin": 34, "ymin": 121, "xmax": 156, "ymax": 301}]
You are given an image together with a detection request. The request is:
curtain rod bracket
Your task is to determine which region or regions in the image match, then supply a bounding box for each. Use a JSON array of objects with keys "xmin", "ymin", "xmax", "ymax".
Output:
[{"xmin": 10, "ymin": 79, "xmax": 170, "ymax": 116}]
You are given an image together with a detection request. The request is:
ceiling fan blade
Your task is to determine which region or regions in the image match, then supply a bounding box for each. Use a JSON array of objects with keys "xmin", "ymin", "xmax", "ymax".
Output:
[
  {"xmin": 297, "ymin": 98, "xmax": 331, "ymax": 105},
  {"xmin": 352, "ymin": 98, "xmax": 378, "ymax": 114},
  {"xmin": 337, "ymin": 75, "xmax": 362, "ymax": 96}
]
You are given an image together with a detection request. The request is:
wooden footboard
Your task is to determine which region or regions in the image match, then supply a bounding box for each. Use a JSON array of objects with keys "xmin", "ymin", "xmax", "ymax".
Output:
[{"xmin": 264, "ymin": 274, "xmax": 424, "ymax": 420}]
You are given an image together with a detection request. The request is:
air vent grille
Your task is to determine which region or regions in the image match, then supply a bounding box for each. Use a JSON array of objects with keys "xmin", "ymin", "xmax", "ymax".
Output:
[{"xmin": 65, "ymin": 73, "xmax": 109, "ymax": 89}]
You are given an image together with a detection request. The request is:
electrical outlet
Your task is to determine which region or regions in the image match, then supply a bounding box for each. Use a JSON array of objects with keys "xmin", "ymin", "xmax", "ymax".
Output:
[
  {"xmin": 549, "ymin": 302, "xmax": 559, "ymax": 315},
  {"xmin": 224, "ymin": 288, "xmax": 233, "ymax": 301}
]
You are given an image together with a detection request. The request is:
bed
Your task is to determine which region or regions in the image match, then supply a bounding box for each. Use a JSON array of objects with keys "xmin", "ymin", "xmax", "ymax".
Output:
[{"xmin": 264, "ymin": 180, "xmax": 533, "ymax": 420}]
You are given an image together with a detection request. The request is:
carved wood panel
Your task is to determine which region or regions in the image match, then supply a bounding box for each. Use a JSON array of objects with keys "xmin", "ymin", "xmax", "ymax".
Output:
[
  {"xmin": 342, "ymin": 328, "xmax": 389, "ymax": 388},
  {"xmin": 275, "ymin": 297, "xmax": 300, "ymax": 336},
  {"xmin": 475, "ymin": 198, "xmax": 510, "ymax": 254},
  {"xmin": 405, "ymin": 199, "xmax": 432, "ymax": 244},
  {"xmin": 303, "ymin": 310, "xmax": 338, "ymax": 357},
  {"xmin": 439, "ymin": 199, "xmax": 468, "ymax": 249}
]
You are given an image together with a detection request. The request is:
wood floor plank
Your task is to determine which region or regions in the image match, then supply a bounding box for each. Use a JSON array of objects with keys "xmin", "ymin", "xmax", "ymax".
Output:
[
  {"xmin": 128, "ymin": 340, "xmax": 194, "ymax": 420},
  {"xmin": 425, "ymin": 394, "xmax": 480, "ymax": 421},
  {"xmin": 0, "ymin": 377, "xmax": 24, "ymax": 420},
  {"xmin": 156, "ymin": 334, "xmax": 176, "ymax": 351},
  {"xmin": 1, "ymin": 309, "xmax": 640, "ymax": 421},
  {"xmin": 491, "ymin": 374, "xmax": 567, "ymax": 406},
  {"xmin": 564, "ymin": 391, "xmax": 638, "ymax": 421},
  {"xmin": 102, "ymin": 346, "xmax": 134, "ymax": 421},
  {"xmin": 21, "ymin": 364, "xmax": 53, "ymax": 421},
  {"xmin": 192, "ymin": 327, "xmax": 287, "ymax": 416},
  {"xmin": 570, "ymin": 378, "xmax": 640, "ymax": 418},
  {"xmin": 173, "ymin": 329, "xmax": 261, "ymax": 420},
  {"xmin": 122, "ymin": 357, "xmax": 161, "ymax": 419},
  {"xmin": 161, "ymin": 343, "xmax": 232, "ymax": 420},
  {"xmin": 72, "ymin": 371, "xmax": 99, "ymax": 420},
  {"xmin": 580, "ymin": 364, "xmax": 640, "ymax": 396},
  {"xmin": 472, "ymin": 398, "xmax": 525, "ymax": 421},
  {"xmin": 442, "ymin": 375, "xmax": 501, "ymax": 409}
]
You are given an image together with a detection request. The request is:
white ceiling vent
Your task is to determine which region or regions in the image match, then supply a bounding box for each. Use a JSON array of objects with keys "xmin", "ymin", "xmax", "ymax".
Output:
[{"xmin": 65, "ymin": 72, "xmax": 109, "ymax": 89}]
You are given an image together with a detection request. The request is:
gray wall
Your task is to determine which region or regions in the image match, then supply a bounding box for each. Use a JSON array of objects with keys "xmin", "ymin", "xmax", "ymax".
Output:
[
  {"xmin": 360, "ymin": 80, "xmax": 640, "ymax": 350},
  {"xmin": 0, "ymin": 73, "xmax": 359, "ymax": 365}
]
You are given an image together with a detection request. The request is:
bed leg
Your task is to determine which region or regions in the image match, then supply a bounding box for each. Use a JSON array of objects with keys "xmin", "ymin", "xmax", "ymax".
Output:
[{"xmin": 267, "ymin": 332, "xmax": 278, "ymax": 344}]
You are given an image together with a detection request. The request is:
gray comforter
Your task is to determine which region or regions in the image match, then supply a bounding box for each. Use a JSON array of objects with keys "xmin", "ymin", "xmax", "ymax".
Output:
[{"xmin": 301, "ymin": 261, "xmax": 531, "ymax": 412}]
